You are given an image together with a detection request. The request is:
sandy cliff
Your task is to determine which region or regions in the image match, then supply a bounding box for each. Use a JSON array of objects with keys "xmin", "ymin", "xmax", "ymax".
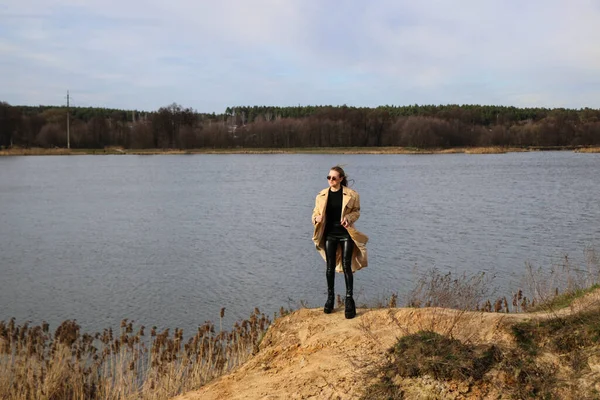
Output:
[{"xmin": 175, "ymin": 290, "xmax": 600, "ymax": 399}]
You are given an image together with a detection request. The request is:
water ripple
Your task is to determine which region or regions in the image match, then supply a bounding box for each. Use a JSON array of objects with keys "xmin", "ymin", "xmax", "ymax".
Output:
[{"xmin": 0, "ymin": 153, "xmax": 599, "ymax": 334}]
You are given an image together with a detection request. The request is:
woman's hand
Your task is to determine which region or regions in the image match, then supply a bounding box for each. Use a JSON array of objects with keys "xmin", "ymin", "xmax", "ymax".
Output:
[
  {"xmin": 315, "ymin": 215, "xmax": 323, "ymax": 223},
  {"xmin": 341, "ymin": 217, "xmax": 349, "ymax": 228}
]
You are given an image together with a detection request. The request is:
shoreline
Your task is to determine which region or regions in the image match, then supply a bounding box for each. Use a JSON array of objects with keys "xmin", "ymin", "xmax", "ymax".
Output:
[{"xmin": 1, "ymin": 146, "xmax": 599, "ymax": 156}]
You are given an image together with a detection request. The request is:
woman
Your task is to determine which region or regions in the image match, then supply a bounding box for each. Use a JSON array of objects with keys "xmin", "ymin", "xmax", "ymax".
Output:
[{"xmin": 312, "ymin": 166, "xmax": 368, "ymax": 319}]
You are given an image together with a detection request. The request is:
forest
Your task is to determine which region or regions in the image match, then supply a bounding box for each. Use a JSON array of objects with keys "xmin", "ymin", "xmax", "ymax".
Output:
[{"xmin": 1, "ymin": 102, "xmax": 599, "ymax": 149}]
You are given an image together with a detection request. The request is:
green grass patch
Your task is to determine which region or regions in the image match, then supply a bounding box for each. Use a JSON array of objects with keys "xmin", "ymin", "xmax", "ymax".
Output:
[
  {"xmin": 362, "ymin": 307, "xmax": 600, "ymax": 399},
  {"xmin": 513, "ymin": 307, "xmax": 600, "ymax": 363},
  {"xmin": 527, "ymin": 284, "xmax": 600, "ymax": 312},
  {"xmin": 390, "ymin": 331, "xmax": 499, "ymax": 381},
  {"xmin": 361, "ymin": 331, "xmax": 502, "ymax": 399}
]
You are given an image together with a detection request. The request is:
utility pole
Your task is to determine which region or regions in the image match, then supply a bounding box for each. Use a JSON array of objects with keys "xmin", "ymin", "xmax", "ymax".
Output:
[{"xmin": 66, "ymin": 90, "xmax": 71, "ymax": 149}]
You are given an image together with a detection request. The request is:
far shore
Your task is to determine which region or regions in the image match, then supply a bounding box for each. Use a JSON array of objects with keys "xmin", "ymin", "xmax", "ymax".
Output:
[{"xmin": 1, "ymin": 146, "xmax": 599, "ymax": 156}]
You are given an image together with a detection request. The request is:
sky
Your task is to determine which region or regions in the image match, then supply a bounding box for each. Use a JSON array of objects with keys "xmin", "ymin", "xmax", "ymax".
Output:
[{"xmin": 1, "ymin": 0, "xmax": 600, "ymax": 113}]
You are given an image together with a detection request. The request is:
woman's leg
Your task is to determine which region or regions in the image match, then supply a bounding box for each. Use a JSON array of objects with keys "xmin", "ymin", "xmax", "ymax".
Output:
[
  {"xmin": 340, "ymin": 239, "xmax": 354, "ymax": 297},
  {"xmin": 341, "ymin": 239, "xmax": 356, "ymax": 319},
  {"xmin": 324, "ymin": 237, "xmax": 339, "ymax": 313}
]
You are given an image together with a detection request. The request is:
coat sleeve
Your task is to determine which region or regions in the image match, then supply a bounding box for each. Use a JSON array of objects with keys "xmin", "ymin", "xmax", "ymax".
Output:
[
  {"xmin": 345, "ymin": 192, "xmax": 361, "ymax": 225},
  {"xmin": 311, "ymin": 194, "xmax": 321, "ymax": 225}
]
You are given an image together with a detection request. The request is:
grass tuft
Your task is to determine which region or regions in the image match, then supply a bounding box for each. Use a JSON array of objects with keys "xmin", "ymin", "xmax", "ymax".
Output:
[
  {"xmin": 391, "ymin": 331, "xmax": 500, "ymax": 381},
  {"xmin": 364, "ymin": 247, "xmax": 600, "ymax": 399},
  {"xmin": 362, "ymin": 326, "xmax": 563, "ymax": 399}
]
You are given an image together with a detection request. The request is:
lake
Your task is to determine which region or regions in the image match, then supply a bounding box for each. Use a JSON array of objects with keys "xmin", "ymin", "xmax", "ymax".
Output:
[{"xmin": 1, "ymin": 152, "xmax": 599, "ymax": 335}]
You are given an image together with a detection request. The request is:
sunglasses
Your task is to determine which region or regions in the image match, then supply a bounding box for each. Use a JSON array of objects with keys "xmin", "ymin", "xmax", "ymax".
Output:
[{"xmin": 327, "ymin": 176, "xmax": 340, "ymax": 181}]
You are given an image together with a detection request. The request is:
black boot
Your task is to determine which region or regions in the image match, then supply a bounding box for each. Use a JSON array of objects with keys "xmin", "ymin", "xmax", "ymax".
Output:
[
  {"xmin": 324, "ymin": 291, "xmax": 335, "ymax": 314},
  {"xmin": 345, "ymin": 296, "xmax": 356, "ymax": 319},
  {"xmin": 342, "ymin": 249, "xmax": 355, "ymax": 319}
]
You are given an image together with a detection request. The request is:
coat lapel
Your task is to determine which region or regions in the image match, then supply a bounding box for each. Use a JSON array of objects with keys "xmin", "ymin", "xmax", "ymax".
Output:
[
  {"xmin": 341, "ymin": 186, "xmax": 351, "ymax": 216},
  {"xmin": 318, "ymin": 188, "xmax": 328, "ymax": 216}
]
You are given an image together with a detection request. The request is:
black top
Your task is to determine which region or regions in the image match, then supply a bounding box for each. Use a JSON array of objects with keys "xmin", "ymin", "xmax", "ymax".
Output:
[{"xmin": 325, "ymin": 188, "xmax": 347, "ymax": 235}]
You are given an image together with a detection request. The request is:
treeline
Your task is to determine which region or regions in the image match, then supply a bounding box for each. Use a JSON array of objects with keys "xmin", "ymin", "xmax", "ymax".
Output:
[{"xmin": 1, "ymin": 102, "xmax": 600, "ymax": 149}]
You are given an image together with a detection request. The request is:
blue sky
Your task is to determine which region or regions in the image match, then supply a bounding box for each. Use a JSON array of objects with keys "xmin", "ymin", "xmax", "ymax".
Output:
[{"xmin": 1, "ymin": 0, "xmax": 599, "ymax": 113}]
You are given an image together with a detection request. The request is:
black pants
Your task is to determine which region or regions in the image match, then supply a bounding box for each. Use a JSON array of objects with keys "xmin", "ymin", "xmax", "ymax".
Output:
[{"xmin": 325, "ymin": 233, "xmax": 354, "ymax": 297}]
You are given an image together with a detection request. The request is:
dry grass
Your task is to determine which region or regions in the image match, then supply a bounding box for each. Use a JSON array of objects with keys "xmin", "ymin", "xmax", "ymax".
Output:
[
  {"xmin": 406, "ymin": 268, "xmax": 494, "ymax": 311},
  {"xmin": 362, "ymin": 247, "xmax": 600, "ymax": 399},
  {"xmin": 0, "ymin": 146, "xmax": 435, "ymax": 156},
  {"xmin": 574, "ymin": 147, "xmax": 600, "ymax": 153},
  {"xmin": 0, "ymin": 147, "xmax": 129, "ymax": 156},
  {"xmin": 520, "ymin": 248, "xmax": 600, "ymax": 312},
  {"xmin": 0, "ymin": 309, "xmax": 270, "ymax": 400},
  {"xmin": 0, "ymin": 147, "xmax": 75, "ymax": 156},
  {"xmin": 361, "ymin": 328, "xmax": 562, "ymax": 399},
  {"xmin": 465, "ymin": 146, "xmax": 508, "ymax": 154},
  {"xmin": 4, "ymin": 248, "xmax": 600, "ymax": 399},
  {"xmin": 0, "ymin": 146, "xmax": 557, "ymax": 156},
  {"xmin": 405, "ymin": 248, "xmax": 600, "ymax": 315}
]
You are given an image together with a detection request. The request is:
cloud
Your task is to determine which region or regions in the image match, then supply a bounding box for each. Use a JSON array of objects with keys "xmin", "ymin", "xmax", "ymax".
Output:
[{"xmin": 1, "ymin": 0, "xmax": 599, "ymax": 112}]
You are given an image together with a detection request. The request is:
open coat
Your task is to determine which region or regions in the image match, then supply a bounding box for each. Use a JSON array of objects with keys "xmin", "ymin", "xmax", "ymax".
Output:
[{"xmin": 312, "ymin": 186, "xmax": 369, "ymax": 273}]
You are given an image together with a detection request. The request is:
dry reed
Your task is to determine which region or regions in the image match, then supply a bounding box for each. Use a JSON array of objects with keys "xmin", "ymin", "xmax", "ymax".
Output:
[
  {"xmin": 464, "ymin": 146, "xmax": 508, "ymax": 154},
  {"xmin": 406, "ymin": 247, "xmax": 600, "ymax": 314},
  {"xmin": 406, "ymin": 268, "xmax": 494, "ymax": 311},
  {"xmin": 0, "ymin": 308, "xmax": 270, "ymax": 400},
  {"xmin": 0, "ymin": 146, "xmax": 544, "ymax": 156},
  {"xmin": 574, "ymin": 147, "xmax": 600, "ymax": 153}
]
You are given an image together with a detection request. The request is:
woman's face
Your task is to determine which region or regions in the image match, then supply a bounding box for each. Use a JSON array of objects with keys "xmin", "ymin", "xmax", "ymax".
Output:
[{"xmin": 327, "ymin": 169, "xmax": 342, "ymax": 189}]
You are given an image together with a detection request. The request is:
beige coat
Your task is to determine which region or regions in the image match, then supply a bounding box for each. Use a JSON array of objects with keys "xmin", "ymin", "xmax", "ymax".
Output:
[{"xmin": 312, "ymin": 186, "xmax": 369, "ymax": 273}]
